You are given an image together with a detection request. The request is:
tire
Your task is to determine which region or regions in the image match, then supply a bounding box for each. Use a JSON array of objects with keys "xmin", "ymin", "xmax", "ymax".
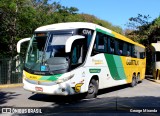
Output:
[
  {"xmin": 85, "ymin": 79, "xmax": 98, "ymax": 99},
  {"xmin": 136, "ymin": 74, "xmax": 140, "ymax": 84},
  {"xmin": 131, "ymin": 75, "xmax": 136, "ymax": 87}
]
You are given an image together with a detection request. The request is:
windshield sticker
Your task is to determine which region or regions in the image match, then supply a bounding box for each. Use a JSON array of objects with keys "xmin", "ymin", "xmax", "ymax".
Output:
[{"xmin": 41, "ymin": 66, "xmax": 46, "ymax": 71}]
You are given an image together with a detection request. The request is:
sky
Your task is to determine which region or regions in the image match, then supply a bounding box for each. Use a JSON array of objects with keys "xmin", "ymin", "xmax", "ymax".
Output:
[{"xmin": 53, "ymin": 0, "xmax": 160, "ymax": 29}]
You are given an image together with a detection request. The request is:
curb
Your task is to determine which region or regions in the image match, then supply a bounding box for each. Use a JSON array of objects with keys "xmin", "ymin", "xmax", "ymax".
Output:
[
  {"xmin": 154, "ymin": 80, "xmax": 160, "ymax": 84},
  {"xmin": 0, "ymin": 83, "xmax": 23, "ymax": 89},
  {"xmin": 146, "ymin": 78, "xmax": 160, "ymax": 84}
]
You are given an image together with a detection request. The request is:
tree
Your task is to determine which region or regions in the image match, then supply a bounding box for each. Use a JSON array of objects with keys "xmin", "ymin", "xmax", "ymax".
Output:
[
  {"xmin": 148, "ymin": 16, "xmax": 160, "ymax": 43},
  {"xmin": 0, "ymin": 0, "xmax": 123, "ymax": 58},
  {"xmin": 125, "ymin": 14, "xmax": 160, "ymax": 74},
  {"xmin": 125, "ymin": 14, "xmax": 151, "ymax": 42},
  {"xmin": 0, "ymin": 0, "xmax": 58, "ymax": 57}
]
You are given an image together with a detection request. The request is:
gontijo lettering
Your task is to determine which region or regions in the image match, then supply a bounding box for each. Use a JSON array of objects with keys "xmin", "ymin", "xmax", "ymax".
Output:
[{"xmin": 126, "ymin": 59, "xmax": 139, "ymax": 65}]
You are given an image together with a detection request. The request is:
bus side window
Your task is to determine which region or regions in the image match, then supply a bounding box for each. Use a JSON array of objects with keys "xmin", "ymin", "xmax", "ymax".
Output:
[
  {"xmin": 156, "ymin": 52, "xmax": 160, "ymax": 61},
  {"xmin": 115, "ymin": 40, "xmax": 119, "ymax": 55},
  {"xmin": 92, "ymin": 32, "xmax": 106, "ymax": 55},
  {"xmin": 127, "ymin": 43, "xmax": 132, "ymax": 56},
  {"xmin": 123, "ymin": 42, "xmax": 127, "ymax": 56},
  {"xmin": 97, "ymin": 34, "xmax": 105, "ymax": 52},
  {"xmin": 110, "ymin": 38, "xmax": 115, "ymax": 54},
  {"xmin": 107, "ymin": 37, "xmax": 111, "ymax": 53},
  {"xmin": 132, "ymin": 45, "xmax": 137, "ymax": 58},
  {"xmin": 115, "ymin": 39, "xmax": 123, "ymax": 55},
  {"xmin": 104, "ymin": 36, "xmax": 108, "ymax": 53},
  {"xmin": 119, "ymin": 40, "xmax": 123, "ymax": 55},
  {"xmin": 71, "ymin": 40, "xmax": 84, "ymax": 69},
  {"xmin": 138, "ymin": 46, "xmax": 145, "ymax": 59}
]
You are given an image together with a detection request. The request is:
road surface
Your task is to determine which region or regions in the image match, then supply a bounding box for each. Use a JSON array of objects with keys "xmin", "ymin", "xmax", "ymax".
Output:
[{"xmin": 0, "ymin": 79, "xmax": 160, "ymax": 115}]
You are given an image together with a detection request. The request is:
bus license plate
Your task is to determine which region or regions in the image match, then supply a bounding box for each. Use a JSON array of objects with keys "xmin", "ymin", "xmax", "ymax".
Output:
[{"xmin": 35, "ymin": 87, "xmax": 43, "ymax": 92}]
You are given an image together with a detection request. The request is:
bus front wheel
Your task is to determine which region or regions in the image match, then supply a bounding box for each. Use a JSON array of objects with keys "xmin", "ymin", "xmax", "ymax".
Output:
[{"xmin": 85, "ymin": 79, "xmax": 98, "ymax": 99}]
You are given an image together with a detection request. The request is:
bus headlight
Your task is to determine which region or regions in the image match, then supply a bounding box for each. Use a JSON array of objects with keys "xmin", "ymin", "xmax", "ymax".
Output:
[{"xmin": 56, "ymin": 74, "xmax": 74, "ymax": 84}]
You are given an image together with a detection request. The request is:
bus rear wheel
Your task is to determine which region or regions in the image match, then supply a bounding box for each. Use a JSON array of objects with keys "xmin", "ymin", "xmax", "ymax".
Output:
[
  {"xmin": 131, "ymin": 75, "xmax": 137, "ymax": 87},
  {"xmin": 85, "ymin": 79, "xmax": 98, "ymax": 99},
  {"xmin": 136, "ymin": 74, "xmax": 140, "ymax": 84}
]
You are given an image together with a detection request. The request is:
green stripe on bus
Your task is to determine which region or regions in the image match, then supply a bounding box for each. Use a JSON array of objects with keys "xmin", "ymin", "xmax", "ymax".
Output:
[
  {"xmin": 39, "ymin": 76, "xmax": 50, "ymax": 80},
  {"xmin": 96, "ymin": 28, "xmax": 115, "ymax": 37},
  {"xmin": 104, "ymin": 54, "xmax": 121, "ymax": 80},
  {"xmin": 104, "ymin": 54, "xmax": 126, "ymax": 80},
  {"xmin": 40, "ymin": 74, "xmax": 62, "ymax": 81},
  {"xmin": 113, "ymin": 56, "xmax": 126, "ymax": 80},
  {"xmin": 48, "ymin": 74, "xmax": 62, "ymax": 81}
]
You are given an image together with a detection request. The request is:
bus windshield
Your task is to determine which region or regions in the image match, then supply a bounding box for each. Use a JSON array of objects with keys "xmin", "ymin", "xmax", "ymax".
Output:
[
  {"xmin": 24, "ymin": 29, "xmax": 94, "ymax": 75},
  {"xmin": 25, "ymin": 32, "xmax": 72, "ymax": 74}
]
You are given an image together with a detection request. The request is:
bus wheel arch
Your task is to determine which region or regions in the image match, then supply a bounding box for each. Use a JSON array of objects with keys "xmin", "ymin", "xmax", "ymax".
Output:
[{"xmin": 85, "ymin": 75, "xmax": 99, "ymax": 99}]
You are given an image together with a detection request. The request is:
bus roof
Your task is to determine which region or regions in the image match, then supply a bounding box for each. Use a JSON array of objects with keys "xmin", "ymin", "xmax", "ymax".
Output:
[
  {"xmin": 35, "ymin": 22, "xmax": 96, "ymax": 31},
  {"xmin": 35, "ymin": 22, "xmax": 145, "ymax": 48}
]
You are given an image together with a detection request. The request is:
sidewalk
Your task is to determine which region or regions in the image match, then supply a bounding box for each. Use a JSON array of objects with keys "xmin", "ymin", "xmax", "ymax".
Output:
[
  {"xmin": 0, "ymin": 83, "xmax": 23, "ymax": 89},
  {"xmin": 146, "ymin": 78, "xmax": 160, "ymax": 84},
  {"xmin": 145, "ymin": 75, "xmax": 160, "ymax": 84}
]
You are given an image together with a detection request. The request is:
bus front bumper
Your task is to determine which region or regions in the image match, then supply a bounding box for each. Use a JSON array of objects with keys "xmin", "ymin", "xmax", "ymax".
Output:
[{"xmin": 23, "ymin": 79, "xmax": 75, "ymax": 95}]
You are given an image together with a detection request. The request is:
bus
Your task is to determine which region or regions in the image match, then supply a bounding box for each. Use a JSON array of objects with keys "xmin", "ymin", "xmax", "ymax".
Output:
[
  {"xmin": 17, "ymin": 22, "xmax": 146, "ymax": 98},
  {"xmin": 150, "ymin": 42, "xmax": 160, "ymax": 80}
]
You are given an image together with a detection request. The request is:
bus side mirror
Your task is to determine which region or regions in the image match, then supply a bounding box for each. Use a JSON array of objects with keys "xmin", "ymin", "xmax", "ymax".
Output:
[
  {"xmin": 65, "ymin": 35, "xmax": 85, "ymax": 53},
  {"xmin": 17, "ymin": 38, "xmax": 31, "ymax": 53}
]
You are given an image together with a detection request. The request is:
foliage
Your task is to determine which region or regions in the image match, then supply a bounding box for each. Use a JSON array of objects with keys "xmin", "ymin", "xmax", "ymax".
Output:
[
  {"xmin": 125, "ymin": 14, "xmax": 151, "ymax": 42},
  {"xmin": 125, "ymin": 14, "xmax": 160, "ymax": 44},
  {"xmin": 125, "ymin": 14, "xmax": 160, "ymax": 74},
  {"xmin": 0, "ymin": 0, "xmax": 123, "ymax": 58}
]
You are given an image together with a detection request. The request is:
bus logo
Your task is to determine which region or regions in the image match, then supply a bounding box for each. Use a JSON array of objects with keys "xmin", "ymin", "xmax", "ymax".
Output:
[
  {"xmin": 126, "ymin": 59, "xmax": 139, "ymax": 65},
  {"xmin": 83, "ymin": 29, "xmax": 91, "ymax": 35}
]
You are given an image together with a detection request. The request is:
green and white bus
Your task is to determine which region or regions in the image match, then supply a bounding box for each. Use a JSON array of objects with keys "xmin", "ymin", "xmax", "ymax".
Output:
[{"xmin": 17, "ymin": 22, "xmax": 146, "ymax": 98}]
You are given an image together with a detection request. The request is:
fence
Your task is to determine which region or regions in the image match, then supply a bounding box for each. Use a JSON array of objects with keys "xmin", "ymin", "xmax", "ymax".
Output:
[{"xmin": 0, "ymin": 55, "xmax": 24, "ymax": 85}]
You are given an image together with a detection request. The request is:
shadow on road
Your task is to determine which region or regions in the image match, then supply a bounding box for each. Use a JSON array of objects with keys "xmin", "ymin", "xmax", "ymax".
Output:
[
  {"xmin": 28, "ymin": 83, "xmax": 134, "ymax": 104},
  {"xmin": 0, "ymin": 90, "xmax": 21, "ymax": 105},
  {"xmin": 26, "ymin": 96, "xmax": 160, "ymax": 115},
  {"xmin": 28, "ymin": 93, "xmax": 85, "ymax": 104},
  {"xmin": 1, "ymin": 79, "xmax": 160, "ymax": 115},
  {"xmin": 98, "ymin": 84, "xmax": 131, "ymax": 96}
]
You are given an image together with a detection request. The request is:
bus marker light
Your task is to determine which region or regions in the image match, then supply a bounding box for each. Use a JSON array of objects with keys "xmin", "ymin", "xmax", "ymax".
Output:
[{"xmin": 75, "ymin": 83, "xmax": 83, "ymax": 93}]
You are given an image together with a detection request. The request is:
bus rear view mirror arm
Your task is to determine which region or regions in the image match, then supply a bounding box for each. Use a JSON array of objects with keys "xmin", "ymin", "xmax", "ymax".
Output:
[
  {"xmin": 17, "ymin": 38, "xmax": 31, "ymax": 53},
  {"xmin": 65, "ymin": 35, "xmax": 85, "ymax": 53}
]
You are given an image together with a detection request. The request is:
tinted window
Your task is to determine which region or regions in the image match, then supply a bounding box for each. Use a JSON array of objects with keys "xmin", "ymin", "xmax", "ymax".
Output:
[
  {"xmin": 156, "ymin": 52, "xmax": 160, "ymax": 61},
  {"xmin": 92, "ymin": 31, "xmax": 145, "ymax": 59},
  {"xmin": 92, "ymin": 32, "xmax": 107, "ymax": 55}
]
